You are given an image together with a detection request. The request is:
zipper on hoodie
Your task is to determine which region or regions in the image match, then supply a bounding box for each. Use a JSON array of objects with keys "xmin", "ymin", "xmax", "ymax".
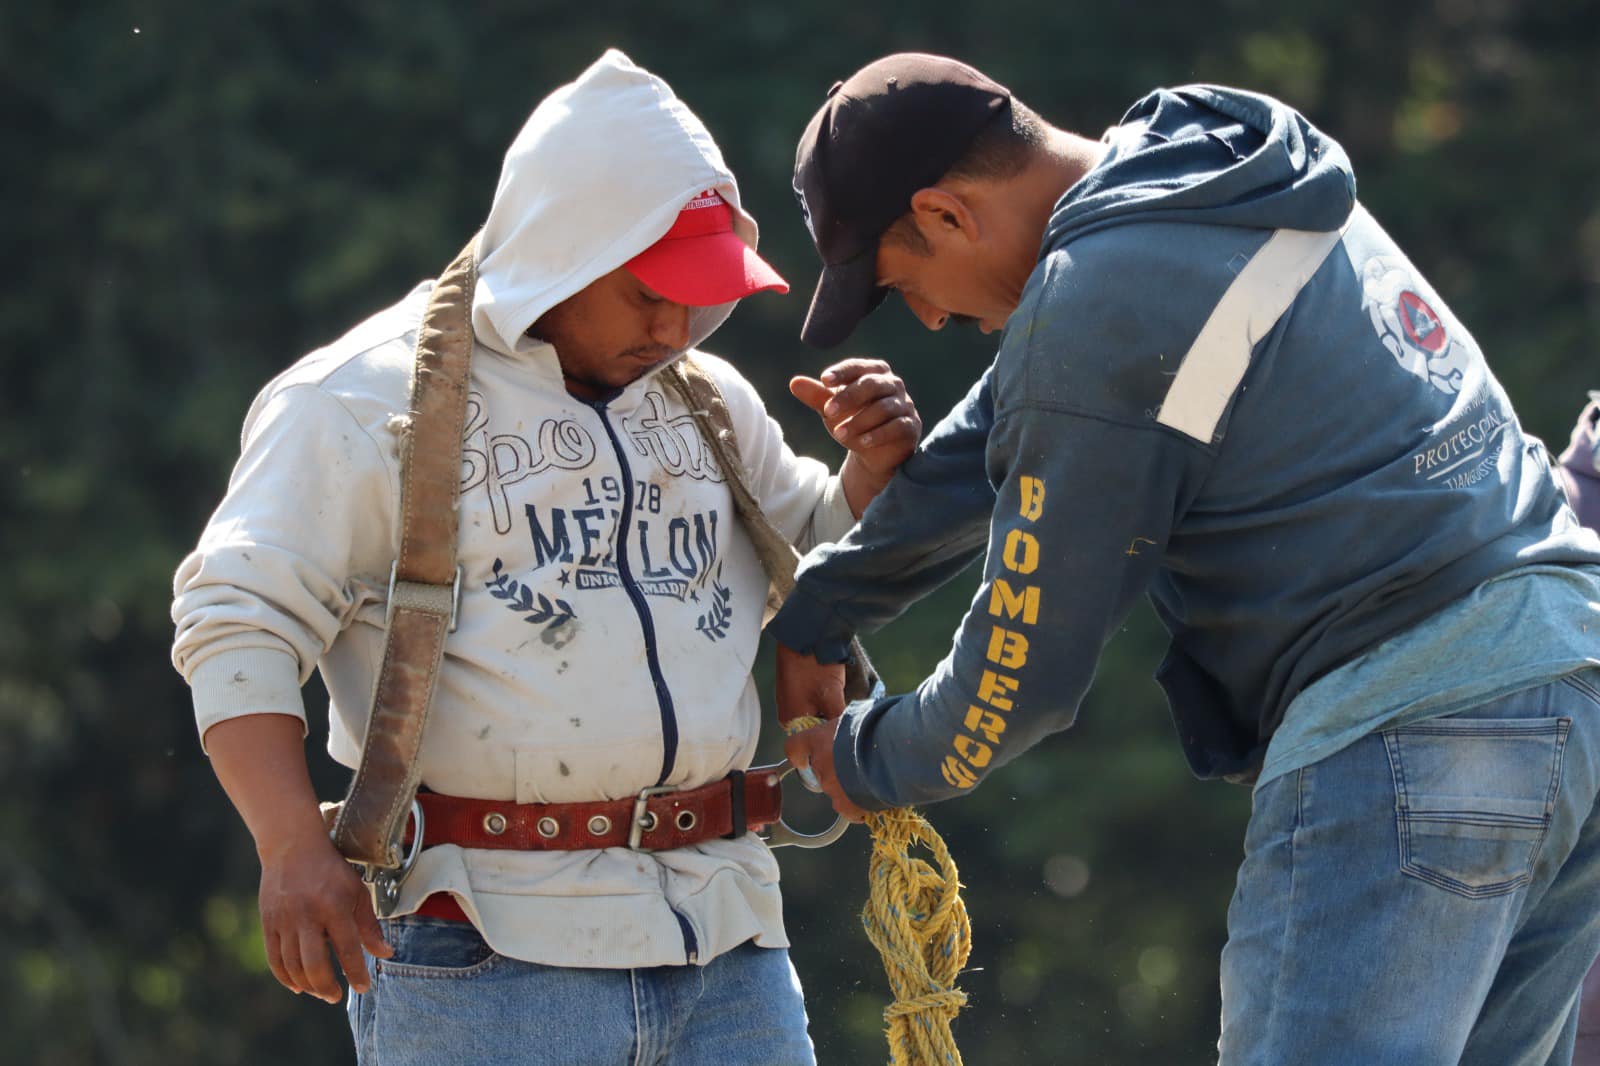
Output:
[
  {"xmin": 590, "ymin": 401, "xmax": 679, "ymax": 785},
  {"xmin": 591, "ymin": 399, "xmax": 698, "ymax": 966},
  {"xmin": 673, "ymin": 912, "xmax": 700, "ymax": 966}
]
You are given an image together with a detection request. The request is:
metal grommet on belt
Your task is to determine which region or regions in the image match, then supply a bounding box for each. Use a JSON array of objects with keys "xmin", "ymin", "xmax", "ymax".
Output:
[
  {"xmin": 587, "ymin": 815, "xmax": 612, "ymax": 836},
  {"xmin": 675, "ymin": 810, "xmax": 697, "ymax": 832},
  {"xmin": 536, "ymin": 816, "xmax": 560, "ymax": 839},
  {"xmin": 482, "ymin": 812, "xmax": 508, "ymax": 836},
  {"xmin": 637, "ymin": 811, "xmax": 657, "ymax": 832}
]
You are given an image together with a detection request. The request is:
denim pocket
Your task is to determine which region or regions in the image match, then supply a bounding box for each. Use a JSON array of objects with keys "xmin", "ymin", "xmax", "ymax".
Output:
[
  {"xmin": 1382, "ymin": 716, "xmax": 1570, "ymax": 899},
  {"xmin": 376, "ymin": 915, "xmax": 502, "ymax": 979}
]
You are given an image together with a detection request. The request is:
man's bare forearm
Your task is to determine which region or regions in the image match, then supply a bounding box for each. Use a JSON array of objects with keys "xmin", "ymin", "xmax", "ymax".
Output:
[
  {"xmin": 204, "ymin": 712, "xmax": 389, "ymax": 1001},
  {"xmin": 204, "ymin": 714, "xmax": 330, "ymax": 859}
]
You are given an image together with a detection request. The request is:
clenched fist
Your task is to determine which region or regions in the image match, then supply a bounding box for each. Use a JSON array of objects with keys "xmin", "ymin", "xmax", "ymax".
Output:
[{"xmin": 790, "ymin": 358, "xmax": 921, "ymax": 517}]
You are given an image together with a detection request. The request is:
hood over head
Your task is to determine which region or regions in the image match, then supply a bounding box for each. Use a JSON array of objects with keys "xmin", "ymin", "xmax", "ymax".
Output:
[
  {"xmin": 472, "ymin": 50, "xmax": 763, "ymax": 357},
  {"xmin": 1046, "ymin": 85, "xmax": 1356, "ymax": 251}
]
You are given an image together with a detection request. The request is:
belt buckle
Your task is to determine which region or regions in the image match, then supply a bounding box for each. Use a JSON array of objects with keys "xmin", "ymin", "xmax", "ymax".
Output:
[{"xmin": 628, "ymin": 784, "xmax": 679, "ymax": 849}]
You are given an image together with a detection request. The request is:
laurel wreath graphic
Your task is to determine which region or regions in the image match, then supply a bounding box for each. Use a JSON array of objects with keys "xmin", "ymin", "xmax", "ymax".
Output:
[
  {"xmin": 695, "ymin": 564, "xmax": 733, "ymax": 642},
  {"xmin": 487, "ymin": 558, "xmax": 575, "ymax": 630}
]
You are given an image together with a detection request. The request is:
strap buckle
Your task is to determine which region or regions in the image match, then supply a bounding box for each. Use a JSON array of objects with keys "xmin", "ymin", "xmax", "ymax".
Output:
[{"xmin": 385, "ymin": 561, "xmax": 464, "ymax": 633}]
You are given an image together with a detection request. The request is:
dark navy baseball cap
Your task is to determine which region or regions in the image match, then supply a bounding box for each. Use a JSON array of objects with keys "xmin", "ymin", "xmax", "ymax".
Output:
[{"xmin": 792, "ymin": 53, "xmax": 1011, "ymax": 348}]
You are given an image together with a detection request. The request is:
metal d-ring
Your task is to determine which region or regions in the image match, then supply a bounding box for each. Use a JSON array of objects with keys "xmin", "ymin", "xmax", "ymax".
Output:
[
  {"xmin": 762, "ymin": 762, "xmax": 851, "ymax": 849},
  {"xmin": 363, "ymin": 797, "xmax": 425, "ymax": 917}
]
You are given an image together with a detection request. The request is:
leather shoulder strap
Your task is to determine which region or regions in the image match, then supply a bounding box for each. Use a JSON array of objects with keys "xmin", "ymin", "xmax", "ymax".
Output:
[
  {"xmin": 661, "ymin": 357, "xmax": 879, "ymax": 702},
  {"xmin": 661, "ymin": 359, "xmax": 801, "ymax": 596},
  {"xmin": 331, "ymin": 236, "xmax": 478, "ymax": 875}
]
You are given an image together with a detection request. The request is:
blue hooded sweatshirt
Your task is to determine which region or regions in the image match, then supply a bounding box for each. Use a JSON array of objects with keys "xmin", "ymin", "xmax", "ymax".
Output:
[{"xmin": 769, "ymin": 85, "xmax": 1600, "ymax": 804}]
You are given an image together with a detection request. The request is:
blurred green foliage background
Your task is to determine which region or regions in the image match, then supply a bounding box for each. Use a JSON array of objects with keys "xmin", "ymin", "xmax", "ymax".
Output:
[{"xmin": 2, "ymin": 1, "xmax": 1595, "ymax": 1062}]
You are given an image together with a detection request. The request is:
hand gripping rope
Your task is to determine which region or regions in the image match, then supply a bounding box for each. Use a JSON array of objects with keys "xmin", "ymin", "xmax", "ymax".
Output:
[{"xmin": 785, "ymin": 714, "xmax": 971, "ymax": 1066}]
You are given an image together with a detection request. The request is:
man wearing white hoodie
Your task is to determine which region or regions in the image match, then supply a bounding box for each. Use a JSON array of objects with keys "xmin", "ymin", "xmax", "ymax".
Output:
[{"xmin": 171, "ymin": 52, "xmax": 920, "ymax": 1065}]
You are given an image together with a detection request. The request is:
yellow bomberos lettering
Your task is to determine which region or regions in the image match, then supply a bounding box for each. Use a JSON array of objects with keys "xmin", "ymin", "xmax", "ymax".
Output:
[
  {"xmin": 953, "ymin": 734, "xmax": 993, "ymax": 768},
  {"xmin": 985, "ymin": 626, "xmax": 1029, "ymax": 669},
  {"xmin": 1019, "ymin": 476, "xmax": 1046, "ymax": 521},
  {"xmin": 977, "ymin": 669, "xmax": 1020, "ymax": 711},
  {"xmin": 936, "ymin": 477, "xmax": 1048, "ymax": 801},
  {"xmin": 934, "ymin": 473, "xmax": 1049, "ymax": 797},
  {"xmin": 1002, "ymin": 529, "xmax": 1040, "ymax": 574},
  {"xmin": 963, "ymin": 705, "xmax": 1007, "ymax": 744},
  {"xmin": 940, "ymin": 756, "xmax": 979, "ymax": 789},
  {"xmin": 988, "ymin": 579, "xmax": 1041, "ymax": 624}
]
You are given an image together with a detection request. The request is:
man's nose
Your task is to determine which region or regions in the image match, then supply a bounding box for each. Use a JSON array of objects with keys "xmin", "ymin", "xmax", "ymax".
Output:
[
  {"xmin": 902, "ymin": 292, "xmax": 948, "ymax": 332},
  {"xmin": 651, "ymin": 302, "xmax": 691, "ymax": 351}
]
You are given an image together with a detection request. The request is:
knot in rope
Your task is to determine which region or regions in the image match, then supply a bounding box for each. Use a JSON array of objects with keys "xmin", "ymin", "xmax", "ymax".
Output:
[{"xmin": 786, "ymin": 716, "xmax": 971, "ymax": 1066}]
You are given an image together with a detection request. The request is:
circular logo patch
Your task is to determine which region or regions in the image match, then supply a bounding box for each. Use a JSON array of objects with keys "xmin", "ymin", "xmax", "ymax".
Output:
[{"xmin": 1398, "ymin": 290, "xmax": 1448, "ymax": 353}]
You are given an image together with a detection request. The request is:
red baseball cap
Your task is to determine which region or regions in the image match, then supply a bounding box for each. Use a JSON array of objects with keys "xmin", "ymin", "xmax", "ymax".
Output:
[{"xmin": 624, "ymin": 190, "xmax": 789, "ymax": 307}]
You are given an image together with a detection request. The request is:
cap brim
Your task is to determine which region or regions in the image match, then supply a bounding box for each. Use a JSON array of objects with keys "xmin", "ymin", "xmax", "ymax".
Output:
[
  {"xmin": 625, "ymin": 232, "xmax": 788, "ymax": 308},
  {"xmin": 800, "ymin": 245, "xmax": 889, "ymax": 349}
]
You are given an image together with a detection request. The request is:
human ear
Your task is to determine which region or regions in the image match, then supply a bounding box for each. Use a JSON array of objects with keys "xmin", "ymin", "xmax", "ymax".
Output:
[{"xmin": 908, "ymin": 187, "xmax": 979, "ymax": 247}]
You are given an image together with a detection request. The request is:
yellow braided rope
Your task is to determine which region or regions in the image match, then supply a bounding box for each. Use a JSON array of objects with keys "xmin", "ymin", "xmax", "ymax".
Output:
[{"xmin": 787, "ymin": 716, "xmax": 971, "ymax": 1066}]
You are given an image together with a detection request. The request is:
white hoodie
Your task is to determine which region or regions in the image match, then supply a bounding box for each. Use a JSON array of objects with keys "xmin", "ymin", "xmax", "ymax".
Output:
[{"xmin": 171, "ymin": 51, "xmax": 854, "ymax": 968}]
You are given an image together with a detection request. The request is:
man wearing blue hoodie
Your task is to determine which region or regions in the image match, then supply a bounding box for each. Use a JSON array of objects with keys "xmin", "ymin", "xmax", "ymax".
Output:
[
  {"xmin": 775, "ymin": 53, "xmax": 1600, "ymax": 1064},
  {"xmin": 1556, "ymin": 393, "xmax": 1600, "ymax": 1066}
]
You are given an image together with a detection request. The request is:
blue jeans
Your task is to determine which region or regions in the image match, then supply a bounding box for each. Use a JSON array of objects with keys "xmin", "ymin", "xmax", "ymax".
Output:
[
  {"xmin": 347, "ymin": 918, "xmax": 815, "ymax": 1066},
  {"xmin": 1220, "ymin": 668, "xmax": 1600, "ymax": 1065}
]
